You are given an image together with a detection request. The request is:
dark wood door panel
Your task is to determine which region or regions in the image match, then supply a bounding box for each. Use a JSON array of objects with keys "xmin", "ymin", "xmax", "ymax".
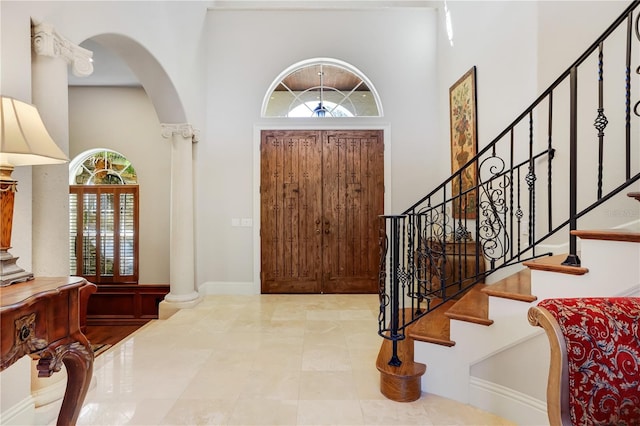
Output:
[
  {"xmin": 260, "ymin": 130, "xmax": 323, "ymax": 293},
  {"xmin": 322, "ymin": 130, "xmax": 383, "ymax": 293},
  {"xmin": 261, "ymin": 129, "xmax": 383, "ymax": 294}
]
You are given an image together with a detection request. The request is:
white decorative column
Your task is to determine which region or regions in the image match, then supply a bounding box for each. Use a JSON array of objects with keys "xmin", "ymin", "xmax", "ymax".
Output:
[
  {"xmin": 158, "ymin": 123, "xmax": 202, "ymax": 319},
  {"xmin": 29, "ymin": 21, "xmax": 93, "ymax": 425},
  {"xmin": 31, "ymin": 21, "xmax": 93, "ymax": 276}
]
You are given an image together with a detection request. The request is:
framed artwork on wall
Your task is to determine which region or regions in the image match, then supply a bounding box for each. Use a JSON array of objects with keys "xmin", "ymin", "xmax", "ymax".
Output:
[{"xmin": 449, "ymin": 66, "xmax": 478, "ymax": 219}]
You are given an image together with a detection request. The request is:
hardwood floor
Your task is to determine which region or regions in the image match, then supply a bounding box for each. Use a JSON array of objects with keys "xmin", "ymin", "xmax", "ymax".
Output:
[{"xmin": 84, "ymin": 324, "xmax": 146, "ymax": 347}]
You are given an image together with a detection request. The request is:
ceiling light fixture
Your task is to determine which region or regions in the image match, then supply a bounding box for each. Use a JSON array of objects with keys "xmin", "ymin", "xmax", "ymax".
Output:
[{"xmin": 313, "ymin": 66, "xmax": 327, "ymax": 117}]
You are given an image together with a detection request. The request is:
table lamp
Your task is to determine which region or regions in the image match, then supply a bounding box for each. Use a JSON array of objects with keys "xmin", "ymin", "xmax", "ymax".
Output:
[{"xmin": 1, "ymin": 96, "xmax": 68, "ymax": 286}]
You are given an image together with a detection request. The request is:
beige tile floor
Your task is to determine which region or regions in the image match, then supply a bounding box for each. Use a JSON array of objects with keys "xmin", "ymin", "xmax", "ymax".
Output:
[{"xmin": 77, "ymin": 294, "xmax": 515, "ymax": 425}]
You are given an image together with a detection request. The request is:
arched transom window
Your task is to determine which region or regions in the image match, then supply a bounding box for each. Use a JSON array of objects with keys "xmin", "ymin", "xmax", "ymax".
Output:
[
  {"xmin": 262, "ymin": 58, "xmax": 382, "ymax": 118},
  {"xmin": 69, "ymin": 149, "xmax": 137, "ymax": 185}
]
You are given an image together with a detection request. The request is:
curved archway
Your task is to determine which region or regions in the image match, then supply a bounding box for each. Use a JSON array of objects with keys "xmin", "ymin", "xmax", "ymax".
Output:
[
  {"xmin": 261, "ymin": 58, "xmax": 383, "ymax": 118},
  {"xmin": 68, "ymin": 33, "xmax": 186, "ymax": 297},
  {"xmin": 89, "ymin": 33, "xmax": 186, "ymax": 123}
]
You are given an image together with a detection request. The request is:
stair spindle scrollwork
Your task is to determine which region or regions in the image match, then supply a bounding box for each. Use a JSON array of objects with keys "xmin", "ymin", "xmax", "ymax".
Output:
[{"xmin": 477, "ymin": 155, "xmax": 510, "ymax": 263}]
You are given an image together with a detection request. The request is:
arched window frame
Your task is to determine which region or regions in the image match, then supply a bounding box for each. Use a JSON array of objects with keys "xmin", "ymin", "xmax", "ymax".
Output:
[
  {"xmin": 69, "ymin": 149, "xmax": 139, "ymax": 284},
  {"xmin": 69, "ymin": 148, "xmax": 138, "ymax": 185},
  {"xmin": 261, "ymin": 57, "xmax": 384, "ymax": 118}
]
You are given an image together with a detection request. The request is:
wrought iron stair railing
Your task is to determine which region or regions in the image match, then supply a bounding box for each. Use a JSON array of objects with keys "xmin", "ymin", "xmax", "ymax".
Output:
[{"xmin": 378, "ymin": 0, "xmax": 640, "ymax": 366}]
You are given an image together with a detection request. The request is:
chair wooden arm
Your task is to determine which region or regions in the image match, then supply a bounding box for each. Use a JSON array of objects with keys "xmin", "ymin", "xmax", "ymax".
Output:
[{"xmin": 527, "ymin": 305, "xmax": 571, "ymax": 426}]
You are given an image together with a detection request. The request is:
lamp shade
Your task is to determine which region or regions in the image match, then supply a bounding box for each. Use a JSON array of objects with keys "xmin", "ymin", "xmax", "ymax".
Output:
[{"xmin": 0, "ymin": 96, "xmax": 68, "ymax": 166}]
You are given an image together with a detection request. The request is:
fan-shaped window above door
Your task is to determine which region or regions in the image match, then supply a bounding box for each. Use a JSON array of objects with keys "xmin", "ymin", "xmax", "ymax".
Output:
[{"xmin": 262, "ymin": 58, "xmax": 383, "ymax": 118}]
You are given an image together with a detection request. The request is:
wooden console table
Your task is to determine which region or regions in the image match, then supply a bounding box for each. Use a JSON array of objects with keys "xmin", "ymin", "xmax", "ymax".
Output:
[{"xmin": 0, "ymin": 277, "xmax": 96, "ymax": 425}]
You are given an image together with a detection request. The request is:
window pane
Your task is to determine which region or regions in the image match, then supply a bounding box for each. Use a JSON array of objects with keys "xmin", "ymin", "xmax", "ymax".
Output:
[
  {"xmin": 72, "ymin": 150, "xmax": 137, "ymax": 185},
  {"xmin": 100, "ymin": 193, "xmax": 115, "ymax": 276},
  {"xmin": 119, "ymin": 193, "xmax": 135, "ymax": 276},
  {"xmin": 264, "ymin": 61, "xmax": 380, "ymax": 117},
  {"xmin": 82, "ymin": 193, "xmax": 97, "ymax": 276},
  {"xmin": 69, "ymin": 194, "xmax": 78, "ymax": 275}
]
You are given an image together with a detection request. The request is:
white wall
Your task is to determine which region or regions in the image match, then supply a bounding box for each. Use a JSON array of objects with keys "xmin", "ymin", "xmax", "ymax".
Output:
[
  {"xmin": 199, "ymin": 6, "xmax": 440, "ymax": 288},
  {"xmin": 436, "ymin": 1, "xmax": 539, "ymax": 153},
  {"xmin": 536, "ymin": 1, "xmax": 630, "ymax": 90}
]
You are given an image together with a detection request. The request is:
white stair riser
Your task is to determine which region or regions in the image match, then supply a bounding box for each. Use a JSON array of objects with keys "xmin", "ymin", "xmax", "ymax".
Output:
[
  {"xmin": 413, "ymin": 237, "xmax": 639, "ymax": 424},
  {"xmin": 579, "ymin": 239, "xmax": 640, "ymax": 285}
]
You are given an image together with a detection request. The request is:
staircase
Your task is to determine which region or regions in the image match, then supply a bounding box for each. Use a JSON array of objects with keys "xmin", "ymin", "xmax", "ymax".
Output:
[
  {"xmin": 376, "ymin": 1, "xmax": 640, "ymax": 423},
  {"xmin": 378, "ymin": 195, "xmax": 639, "ymax": 423}
]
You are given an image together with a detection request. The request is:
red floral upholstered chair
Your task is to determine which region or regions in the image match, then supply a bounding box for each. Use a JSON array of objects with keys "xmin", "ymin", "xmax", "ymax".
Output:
[{"xmin": 528, "ymin": 297, "xmax": 640, "ymax": 426}]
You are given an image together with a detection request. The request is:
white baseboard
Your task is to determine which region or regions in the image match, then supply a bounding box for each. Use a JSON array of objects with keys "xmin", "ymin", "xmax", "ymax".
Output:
[
  {"xmin": 0, "ymin": 396, "xmax": 35, "ymax": 426},
  {"xmin": 618, "ymin": 284, "xmax": 640, "ymax": 297},
  {"xmin": 469, "ymin": 377, "xmax": 548, "ymax": 426},
  {"xmin": 33, "ymin": 398, "xmax": 63, "ymax": 426},
  {"xmin": 613, "ymin": 218, "xmax": 640, "ymax": 231},
  {"xmin": 31, "ymin": 372, "xmax": 66, "ymax": 408},
  {"xmin": 31, "ymin": 372, "xmax": 66, "ymax": 426},
  {"xmin": 198, "ymin": 281, "xmax": 258, "ymax": 295}
]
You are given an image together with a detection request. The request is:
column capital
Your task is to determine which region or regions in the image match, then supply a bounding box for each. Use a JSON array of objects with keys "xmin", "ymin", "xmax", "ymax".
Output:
[
  {"xmin": 31, "ymin": 21, "xmax": 93, "ymax": 77},
  {"xmin": 160, "ymin": 123, "xmax": 199, "ymax": 143}
]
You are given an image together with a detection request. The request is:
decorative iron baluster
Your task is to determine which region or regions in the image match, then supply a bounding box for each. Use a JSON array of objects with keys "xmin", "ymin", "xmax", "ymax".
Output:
[
  {"xmin": 527, "ymin": 111, "xmax": 536, "ymax": 246},
  {"xmin": 378, "ymin": 218, "xmax": 389, "ymax": 336},
  {"xmin": 594, "ymin": 42, "xmax": 608, "ymax": 200},
  {"xmin": 562, "ymin": 67, "xmax": 581, "ymax": 267},
  {"xmin": 382, "ymin": 215, "xmax": 404, "ymax": 366},
  {"xmin": 547, "ymin": 91, "xmax": 554, "ymax": 235},
  {"xmin": 515, "ymin": 166, "xmax": 523, "ymax": 258},
  {"xmin": 629, "ymin": 11, "xmax": 638, "ymax": 180}
]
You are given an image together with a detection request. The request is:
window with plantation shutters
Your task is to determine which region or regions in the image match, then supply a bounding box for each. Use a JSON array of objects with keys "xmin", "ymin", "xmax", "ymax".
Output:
[
  {"xmin": 69, "ymin": 185, "xmax": 139, "ymax": 283},
  {"xmin": 69, "ymin": 149, "xmax": 139, "ymax": 284}
]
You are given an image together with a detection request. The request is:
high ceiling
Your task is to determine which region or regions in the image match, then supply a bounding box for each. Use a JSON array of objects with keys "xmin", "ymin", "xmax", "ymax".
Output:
[{"xmin": 68, "ymin": 1, "xmax": 437, "ymax": 88}]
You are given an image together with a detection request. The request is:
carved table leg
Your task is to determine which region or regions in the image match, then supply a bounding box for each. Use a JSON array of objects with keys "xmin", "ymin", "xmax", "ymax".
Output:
[{"xmin": 36, "ymin": 333, "xmax": 94, "ymax": 425}]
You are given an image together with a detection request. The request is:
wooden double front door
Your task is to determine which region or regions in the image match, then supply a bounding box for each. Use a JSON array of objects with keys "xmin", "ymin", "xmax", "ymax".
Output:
[{"xmin": 260, "ymin": 130, "xmax": 384, "ymax": 294}]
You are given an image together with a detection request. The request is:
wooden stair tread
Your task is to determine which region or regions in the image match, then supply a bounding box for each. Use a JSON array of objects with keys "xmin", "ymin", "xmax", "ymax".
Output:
[
  {"xmin": 523, "ymin": 254, "xmax": 589, "ymax": 275},
  {"xmin": 445, "ymin": 284, "xmax": 493, "ymax": 326},
  {"xmin": 571, "ymin": 229, "xmax": 640, "ymax": 243},
  {"xmin": 406, "ymin": 300, "xmax": 456, "ymax": 347},
  {"xmin": 482, "ymin": 269, "xmax": 537, "ymax": 302}
]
